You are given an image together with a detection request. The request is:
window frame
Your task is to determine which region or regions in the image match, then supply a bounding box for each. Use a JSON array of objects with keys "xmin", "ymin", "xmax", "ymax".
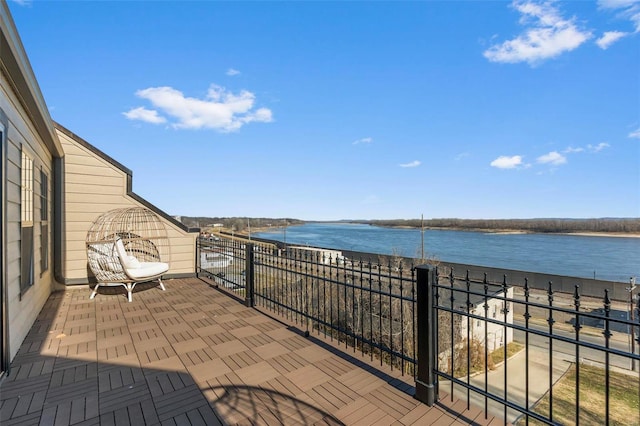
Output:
[
  {"xmin": 20, "ymin": 148, "xmax": 34, "ymax": 295},
  {"xmin": 40, "ymin": 167, "xmax": 49, "ymax": 273}
]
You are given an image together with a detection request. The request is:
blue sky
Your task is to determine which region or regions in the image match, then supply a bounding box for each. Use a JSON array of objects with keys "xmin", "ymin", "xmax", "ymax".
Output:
[{"xmin": 9, "ymin": 0, "xmax": 640, "ymax": 221}]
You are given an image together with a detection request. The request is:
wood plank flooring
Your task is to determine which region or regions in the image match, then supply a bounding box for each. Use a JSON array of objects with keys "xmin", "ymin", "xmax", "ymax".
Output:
[{"xmin": 0, "ymin": 278, "xmax": 500, "ymax": 425}]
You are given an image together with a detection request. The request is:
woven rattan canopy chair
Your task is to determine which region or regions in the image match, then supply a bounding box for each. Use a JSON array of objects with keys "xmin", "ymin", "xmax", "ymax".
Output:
[{"xmin": 86, "ymin": 207, "xmax": 170, "ymax": 302}]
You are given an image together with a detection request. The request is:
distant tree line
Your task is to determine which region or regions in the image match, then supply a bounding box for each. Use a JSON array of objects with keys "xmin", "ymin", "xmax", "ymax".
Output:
[
  {"xmin": 179, "ymin": 216, "xmax": 304, "ymax": 232},
  {"xmin": 359, "ymin": 218, "xmax": 640, "ymax": 234},
  {"xmin": 180, "ymin": 216, "xmax": 640, "ymax": 233}
]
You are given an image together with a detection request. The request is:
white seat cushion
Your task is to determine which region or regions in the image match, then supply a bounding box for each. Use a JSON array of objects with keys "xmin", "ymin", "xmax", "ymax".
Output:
[
  {"xmin": 115, "ymin": 238, "xmax": 146, "ymax": 269},
  {"xmin": 125, "ymin": 255, "xmax": 141, "ymax": 269},
  {"xmin": 126, "ymin": 261, "xmax": 169, "ymax": 279}
]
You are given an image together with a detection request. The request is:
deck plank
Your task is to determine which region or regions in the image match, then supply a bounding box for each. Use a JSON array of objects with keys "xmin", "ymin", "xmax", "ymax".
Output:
[{"xmin": 0, "ymin": 278, "xmax": 499, "ymax": 425}]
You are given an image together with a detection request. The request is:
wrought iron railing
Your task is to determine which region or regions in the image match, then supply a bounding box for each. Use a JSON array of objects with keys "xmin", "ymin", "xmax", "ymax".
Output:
[
  {"xmin": 197, "ymin": 236, "xmax": 249, "ymax": 294},
  {"xmin": 197, "ymin": 237, "xmax": 417, "ymax": 375},
  {"xmin": 415, "ymin": 266, "xmax": 640, "ymax": 426},
  {"xmin": 197, "ymin": 236, "xmax": 640, "ymax": 425}
]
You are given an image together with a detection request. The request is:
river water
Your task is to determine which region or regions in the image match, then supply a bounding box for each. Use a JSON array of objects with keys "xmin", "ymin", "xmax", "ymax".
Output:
[{"xmin": 253, "ymin": 222, "xmax": 640, "ymax": 282}]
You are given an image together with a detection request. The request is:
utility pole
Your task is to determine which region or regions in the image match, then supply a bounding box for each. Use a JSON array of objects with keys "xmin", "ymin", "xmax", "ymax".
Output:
[
  {"xmin": 247, "ymin": 218, "xmax": 251, "ymax": 241},
  {"xmin": 421, "ymin": 214, "xmax": 425, "ymax": 262},
  {"xmin": 627, "ymin": 276, "xmax": 637, "ymax": 371},
  {"xmin": 283, "ymin": 220, "xmax": 287, "ymax": 246}
]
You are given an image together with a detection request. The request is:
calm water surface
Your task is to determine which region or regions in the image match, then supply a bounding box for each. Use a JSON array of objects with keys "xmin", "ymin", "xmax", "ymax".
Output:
[{"xmin": 253, "ymin": 223, "xmax": 640, "ymax": 282}]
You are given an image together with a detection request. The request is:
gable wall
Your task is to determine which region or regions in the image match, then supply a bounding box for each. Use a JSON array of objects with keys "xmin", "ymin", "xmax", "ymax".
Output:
[{"xmin": 56, "ymin": 128, "xmax": 196, "ymax": 283}]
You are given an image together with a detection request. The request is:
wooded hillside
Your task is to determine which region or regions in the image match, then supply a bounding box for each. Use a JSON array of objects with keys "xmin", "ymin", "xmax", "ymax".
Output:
[
  {"xmin": 361, "ymin": 218, "xmax": 640, "ymax": 233},
  {"xmin": 178, "ymin": 216, "xmax": 304, "ymax": 232}
]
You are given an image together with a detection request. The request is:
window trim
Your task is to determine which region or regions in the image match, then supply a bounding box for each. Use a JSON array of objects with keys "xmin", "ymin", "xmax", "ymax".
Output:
[
  {"xmin": 40, "ymin": 167, "xmax": 49, "ymax": 273},
  {"xmin": 20, "ymin": 148, "xmax": 34, "ymax": 295}
]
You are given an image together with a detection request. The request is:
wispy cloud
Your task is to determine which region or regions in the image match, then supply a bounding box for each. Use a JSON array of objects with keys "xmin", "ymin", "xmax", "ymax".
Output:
[
  {"xmin": 629, "ymin": 127, "xmax": 640, "ymax": 139},
  {"xmin": 123, "ymin": 84, "xmax": 273, "ymax": 132},
  {"xmin": 455, "ymin": 152, "xmax": 470, "ymax": 161},
  {"xmin": 596, "ymin": 30, "xmax": 628, "ymax": 48},
  {"xmin": 563, "ymin": 146, "xmax": 584, "ymax": 153},
  {"xmin": 353, "ymin": 137, "xmax": 373, "ymax": 145},
  {"xmin": 10, "ymin": 0, "xmax": 32, "ymax": 6},
  {"xmin": 492, "ymin": 142, "xmax": 610, "ymax": 173},
  {"xmin": 563, "ymin": 142, "xmax": 610, "ymax": 153},
  {"xmin": 537, "ymin": 151, "xmax": 567, "ymax": 165},
  {"xmin": 587, "ymin": 142, "xmax": 610, "ymax": 152},
  {"xmin": 399, "ymin": 160, "xmax": 421, "ymax": 168},
  {"xmin": 490, "ymin": 155, "xmax": 524, "ymax": 169},
  {"xmin": 598, "ymin": 0, "xmax": 640, "ymax": 32},
  {"xmin": 226, "ymin": 68, "xmax": 241, "ymax": 76},
  {"xmin": 122, "ymin": 107, "xmax": 167, "ymax": 124},
  {"xmin": 484, "ymin": 1, "xmax": 592, "ymax": 65}
]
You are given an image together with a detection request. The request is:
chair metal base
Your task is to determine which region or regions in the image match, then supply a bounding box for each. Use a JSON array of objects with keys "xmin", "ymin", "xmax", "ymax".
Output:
[{"xmin": 90, "ymin": 278, "xmax": 165, "ymax": 302}]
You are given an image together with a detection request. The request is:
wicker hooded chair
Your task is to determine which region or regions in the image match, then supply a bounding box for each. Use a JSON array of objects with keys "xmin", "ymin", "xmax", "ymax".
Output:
[{"xmin": 86, "ymin": 207, "xmax": 170, "ymax": 302}]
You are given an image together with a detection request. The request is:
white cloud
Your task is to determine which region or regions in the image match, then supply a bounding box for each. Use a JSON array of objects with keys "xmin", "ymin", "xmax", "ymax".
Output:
[
  {"xmin": 490, "ymin": 155, "xmax": 524, "ymax": 169},
  {"xmin": 587, "ymin": 142, "xmax": 610, "ymax": 152},
  {"xmin": 484, "ymin": 1, "xmax": 592, "ymax": 65},
  {"xmin": 629, "ymin": 128, "xmax": 640, "ymax": 138},
  {"xmin": 596, "ymin": 30, "xmax": 628, "ymax": 48},
  {"xmin": 561, "ymin": 143, "xmax": 610, "ymax": 155},
  {"xmin": 598, "ymin": 0, "xmax": 640, "ymax": 31},
  {"xmin": 10, "ymin": 0, "xmax": 32, "ymax": 6},
  {"xmin": 353, "ymin": 137, "xmax": 373, "ymax": 145},
  {"xmin": 124, "ymin": 84, "xmax": 273, "ymax": 132},
  {"xmin": 455, "ymin": 152, "xmax": 470, "ymax": 161},
  {"xmin": 226, "ymin": 68, "xmax": 241, "ymax": 76},
  {"xmin": 537, "ymin": 151, "xmax": 567, "ymax": 165},
  {"xmin": 122, "ymin": 107, "xmax": 167, "ymax": 124},
  {"xmin": 399, "ymin": 160, "xmax": 421, "ymax": 168},
  {"xmin": 563, "ymin": 146, "xmax": 584, "ymax": 153},
  {"xmin": 599, "ymin": 0, "xmax": 639, "ymax": 6}
]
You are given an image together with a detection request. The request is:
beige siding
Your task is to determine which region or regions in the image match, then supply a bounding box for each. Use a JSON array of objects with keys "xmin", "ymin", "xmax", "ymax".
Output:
[
  {"xmin": 1, "ymin": 72, "xmax": 55, "ymax": 361},
  {"xmin": 57, "ymin": 128, "xmax": 197, "ymax": 283}
]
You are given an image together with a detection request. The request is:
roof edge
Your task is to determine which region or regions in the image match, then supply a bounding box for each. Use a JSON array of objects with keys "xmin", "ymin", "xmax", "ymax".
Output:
[
  {"xmin": 0, "ymin": 2, "xmax": 62, "ymax": 157},
  {"xmin": 53, "ymin": 121, "xmax": 198, "ymax": 234}
]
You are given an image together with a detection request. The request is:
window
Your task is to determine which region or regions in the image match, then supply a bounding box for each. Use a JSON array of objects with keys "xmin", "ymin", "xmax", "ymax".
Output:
[
  {"xmin": 20, "ymin": 150, "xmax": 34, "ymax": 293},
  {"xmin": 40, "ymin": 168, "xmax": 48, "ymax": 272}
]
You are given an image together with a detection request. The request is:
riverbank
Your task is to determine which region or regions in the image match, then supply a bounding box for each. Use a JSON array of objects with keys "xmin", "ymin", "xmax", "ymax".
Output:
[
  {"xmin": 378, "ymin": 225, "xmax": 640, "ymax": 239},
  {"xmin": 227, "ymin": 224, "xmax": 640, "ymax": 239},
  {"xmin": 560, "ymin": 231, "xmax": 640, "ymax": 238}
]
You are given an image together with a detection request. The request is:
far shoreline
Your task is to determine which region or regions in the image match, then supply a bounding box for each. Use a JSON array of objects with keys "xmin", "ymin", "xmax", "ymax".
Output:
[
  {"xmin": 347, "ymin": 224, "xmax": 640, "ymax": 239},
  {"xmin": 238, "ymin": 224, "xmax": 640, "ymax": 239}
]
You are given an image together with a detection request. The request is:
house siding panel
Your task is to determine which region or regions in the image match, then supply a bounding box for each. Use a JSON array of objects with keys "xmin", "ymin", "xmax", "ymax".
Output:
[
  {"xmin": 1, "ymin": 70, "xmax": 55, "ymax": 361},
  {"xmin": 57, "ymin": 128, "xmax": 196, "ymax": 283}
]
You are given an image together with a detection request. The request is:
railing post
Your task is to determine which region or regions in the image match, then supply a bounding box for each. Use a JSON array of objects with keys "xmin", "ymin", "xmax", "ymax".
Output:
[
  {"xmin": 415, "ymin": 265, "xmax": 437, "ymax": 406},
  {"xmin": 245, "ymin": 243, "xmax": 254, "ymax": 307},
  {"xmin": 195, "ymin": 237, "xmax": 200, "ymax": 279}
]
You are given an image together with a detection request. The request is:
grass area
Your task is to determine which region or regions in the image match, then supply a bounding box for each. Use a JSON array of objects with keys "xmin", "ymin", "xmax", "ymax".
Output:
[
  {"xmin": 520, "ymin": 363, "xmax": 640, "ymax": 426},
  {"xmin": 489, "ymin": 341, "xmax": 523, "ymax": 366},
  {"xmin": 452, "ymin": 341, "xmax": 524, "ymax": 377}
]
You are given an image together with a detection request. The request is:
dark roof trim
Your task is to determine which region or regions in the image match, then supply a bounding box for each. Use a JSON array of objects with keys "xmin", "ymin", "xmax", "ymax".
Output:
[
  {"xmin": 54, "ymin": 121, "xmax": 132, "ymax": 175},
  {"xmin": 53, "ymin": 121, "xmax": 198, "ymax": 234},
  {"xmin": 0, "ymin": 3, "xmax": 62, "ymax": 157}
]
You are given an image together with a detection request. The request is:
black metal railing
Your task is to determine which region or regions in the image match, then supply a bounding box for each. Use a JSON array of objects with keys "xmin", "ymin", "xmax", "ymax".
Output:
[
  {"xmin": 196, "ymin": 236, "xmax": 640, "ymax": 425},
  {"xmin": 197, "ymin": 236, "xmax": 248, "ymax": 294},
  {"xmin": 415, "ymin": 265, "xmax": 640, "ymax": 426},
  {"xmin": 196, "ymin": 237, "xmax": 417, "ymax": 375}
]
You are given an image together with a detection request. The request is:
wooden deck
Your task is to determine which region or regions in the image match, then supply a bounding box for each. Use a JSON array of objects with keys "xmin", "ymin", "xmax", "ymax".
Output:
[{"xmin": 0, "ymin": 278, "xmax": 500, "ymax": 425}]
